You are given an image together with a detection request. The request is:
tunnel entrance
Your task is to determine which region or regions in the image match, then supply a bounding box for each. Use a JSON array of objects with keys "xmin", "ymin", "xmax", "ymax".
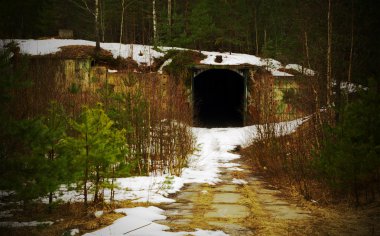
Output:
[{"xmin": 193, "ymin": 69, "xmax": 245, "ymax": 128}]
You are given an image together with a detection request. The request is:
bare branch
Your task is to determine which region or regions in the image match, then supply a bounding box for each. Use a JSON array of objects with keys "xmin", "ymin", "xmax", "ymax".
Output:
[{"xmin": 69, "ymin": 0, "xmax": 96, "ymax": 17}]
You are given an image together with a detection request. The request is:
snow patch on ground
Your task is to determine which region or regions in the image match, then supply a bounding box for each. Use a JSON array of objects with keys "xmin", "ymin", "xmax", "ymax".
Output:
[
  {"xmin": 228, "ymin": 167, "xmax": 244, "ymax": 171},
  {"xmin": 84, "ymin": 206, "xmax": 228, "ymax": 236},
  {"xmin": 42, "ymin": 175, "xmax": 183, "ymax": 204},
  {"xmin": 110, "ymin": 176, "xmax": 183, "ymax": 203},
  {"xmin": 69, "ymin": 228, "xmax": 80, "ymax": 235},
  {"xmin": 232, "ymin": 178, "xmax": 248, "ymax": 185},
  {"xmin": 94, "ymin": 211, "xmax": 104, "ymax": 218},
  {"xmin": 82, "ymin": 206, "xmax": 168, "ymax": 236}
]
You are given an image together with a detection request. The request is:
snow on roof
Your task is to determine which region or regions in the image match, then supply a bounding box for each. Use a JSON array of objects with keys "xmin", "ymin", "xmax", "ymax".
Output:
[
  {"xmin": 271, "ymin": 70, "xmax": 294, "ymax": 77},
  {"xmin": 200, "ymin": 51, "xmax": 262, "ymax": 66},
  {"xmin": 0, "ymin": 39, "xmax": 164, "ymax": 66},
  {"xmin": 0, "ymin": 39, "xmax": 312, "ymax": 77},
  {"xmin": 260, "ymin": 58, "xmax": 282, "ymax": 70},
  {"xmin": 285, "ymin": 64, "xmax": 315, "ymax": 76}
]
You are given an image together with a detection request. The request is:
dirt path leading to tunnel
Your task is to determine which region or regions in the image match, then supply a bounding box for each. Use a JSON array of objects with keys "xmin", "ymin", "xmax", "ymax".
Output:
[
  {"xmin": 155, "ymin": 158, "xmax": 315, "ymax": 235},
  {"xmin": 156, "ymin": 158, "xmax": 378, "ymax": 236}
]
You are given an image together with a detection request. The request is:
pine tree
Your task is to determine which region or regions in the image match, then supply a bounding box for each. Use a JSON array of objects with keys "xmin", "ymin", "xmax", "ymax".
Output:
[
  {"xmin": 188, "ymin": 0, "xmax": 217, "ymax": 50},
  {"xmin": 0, "ymin": 105, "xmax": 68, "ymax": 206},
  {"xmin": 315, "ymin": 80, "xmax": 380, "ymax": 204},
  {"xmin": 64, "ymin": 106, "xmax": 127, "ymax": 204}
]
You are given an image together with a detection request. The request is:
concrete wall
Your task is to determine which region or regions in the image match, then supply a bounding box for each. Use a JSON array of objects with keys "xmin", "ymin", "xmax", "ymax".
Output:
[{"xmin": 56, "ymin": 59, "xmax": 304, "ymax": 125}]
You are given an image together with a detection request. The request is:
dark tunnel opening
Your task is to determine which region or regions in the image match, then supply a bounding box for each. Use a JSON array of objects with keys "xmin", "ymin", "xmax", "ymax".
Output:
[{"xmin": 193, "ymin": 69, "xmax": 245, "ymax": 128}]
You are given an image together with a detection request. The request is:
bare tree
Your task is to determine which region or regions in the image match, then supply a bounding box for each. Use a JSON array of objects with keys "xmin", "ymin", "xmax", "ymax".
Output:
[
  {"xmin": 70, "ymin": 0, "xmax": 101, "ymax": 50},
  {"xmin": 118, "ymin": 0, "xmax": 138, "ymax": 56}
]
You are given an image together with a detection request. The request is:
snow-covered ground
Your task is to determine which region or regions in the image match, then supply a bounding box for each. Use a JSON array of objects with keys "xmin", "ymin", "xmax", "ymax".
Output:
[
  {"xmin": 0, "ymin": 39, "xmax": 314, "ymax": 77},
  {"xmin": 78, "ymin": 118, "xmax": 307, "ymax": 236},
  {"xmin": 82, "ymin": 206, "xmax": 228, "ymax": 236},
  {"xmin": 32, "ymin": 118, "xmax": 307, "ymax": 205}
]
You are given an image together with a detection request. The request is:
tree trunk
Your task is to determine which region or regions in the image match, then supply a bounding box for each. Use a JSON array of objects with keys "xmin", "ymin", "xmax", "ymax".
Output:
[
  {"xmin": 119, "ymin": 0, "xmax": 126, "ymax": 56},
  {"xmin": 84, "ymin": 133, "xmax": 89, "ymax": 206},
  {"xmin": 94, "ymin": 165, "xmax": 100, "ymax": 203},
  {"xmin": 48, "ymin": 149, "xmax": 55, "ymax": 208},
  {"xmin": 168, "ymin": 0, "xmax": 172, "ymax": 41},
  {"xmin": 84, "ymin": 160, "xmax": 88, "ymax": 206},
  {"xmin": 152, "ymin": 0, "xmax": 158, "ymax": 44},
  {"xmin": 264, "ymin": 29, "xmax": 267, "ymax": 52},
  {"xmin": 254, "ymin": 8, "xmax": 259, "ymax": 55},
  {"xmin": 327, "ymin": 0, "xmax": 333, "ymax": 122},
  {"xmin": 304, "ymin": 32, "xmax": 311, "ymax": 69},
  {"xmin": 348, "ymin": 0, "xmax": 354, "ymax": 83},
  {"xmin": 95, "ymin": 0, "xmax": 100, "ymax": 50},
  {"xmin": 100, "ymin": 0, "xmax": 105, "ymax": 42}
]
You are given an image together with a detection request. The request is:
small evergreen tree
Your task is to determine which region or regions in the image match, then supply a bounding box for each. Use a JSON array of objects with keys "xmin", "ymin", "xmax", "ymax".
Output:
[
  {"xmin": 315, "ymin": 79, "xmax": 380, "ymax": 204},
  {"xmin": 0, "ymin": 108, "xmax": 68, "ymax": 206},
  {"xmin": 64, "ymin": 106, "xmax": 127, "ymax": 204}
]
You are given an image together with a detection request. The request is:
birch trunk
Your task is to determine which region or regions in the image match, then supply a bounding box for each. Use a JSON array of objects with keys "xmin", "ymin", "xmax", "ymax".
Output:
[{"xmin": 153, "ymin": 0, "xmax": 158, "ymax": 44}]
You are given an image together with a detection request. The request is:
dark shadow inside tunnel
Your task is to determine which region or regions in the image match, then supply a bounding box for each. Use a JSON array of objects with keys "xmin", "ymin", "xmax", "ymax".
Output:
[{"xmin": 193, "ymin": 69, "xmax": 245, "ymax": 128}]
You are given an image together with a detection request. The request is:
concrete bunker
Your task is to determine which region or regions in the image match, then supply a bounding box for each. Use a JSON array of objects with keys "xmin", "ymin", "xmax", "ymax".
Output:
[{"xmin": 193, "ymin": 69, "xmax": 246, "ymax": 127}]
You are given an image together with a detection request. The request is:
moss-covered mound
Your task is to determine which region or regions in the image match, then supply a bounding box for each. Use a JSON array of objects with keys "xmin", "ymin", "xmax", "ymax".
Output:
[{"xmin": 160, "ymin": 50, "xmax": 206, "ymax": 86}]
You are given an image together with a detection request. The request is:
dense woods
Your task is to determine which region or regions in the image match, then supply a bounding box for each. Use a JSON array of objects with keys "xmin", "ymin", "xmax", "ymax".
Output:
[
  {"xmin": 1, "ymin": 0, "xmax": 379, "ymax": 83},
  {"xmin": 0, "ymin": 0, "xmax": 379, "ymax": 207}
]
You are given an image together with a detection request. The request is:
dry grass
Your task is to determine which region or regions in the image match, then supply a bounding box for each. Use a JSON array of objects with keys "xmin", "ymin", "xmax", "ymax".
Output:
[
  {"xmin": 239, "ymin": 139, "xmax": 380, "ymax": 236},
  {"xmin": 165, "ymin": 185, "xmax": 215, "ymax": 232},
  {"xmin": 240, "ymin": 184, "xmax": 284, "ymax": 235},
  {"xmin": 57, "ymin": 45, "xmax": 113, "ymax": 59}
]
